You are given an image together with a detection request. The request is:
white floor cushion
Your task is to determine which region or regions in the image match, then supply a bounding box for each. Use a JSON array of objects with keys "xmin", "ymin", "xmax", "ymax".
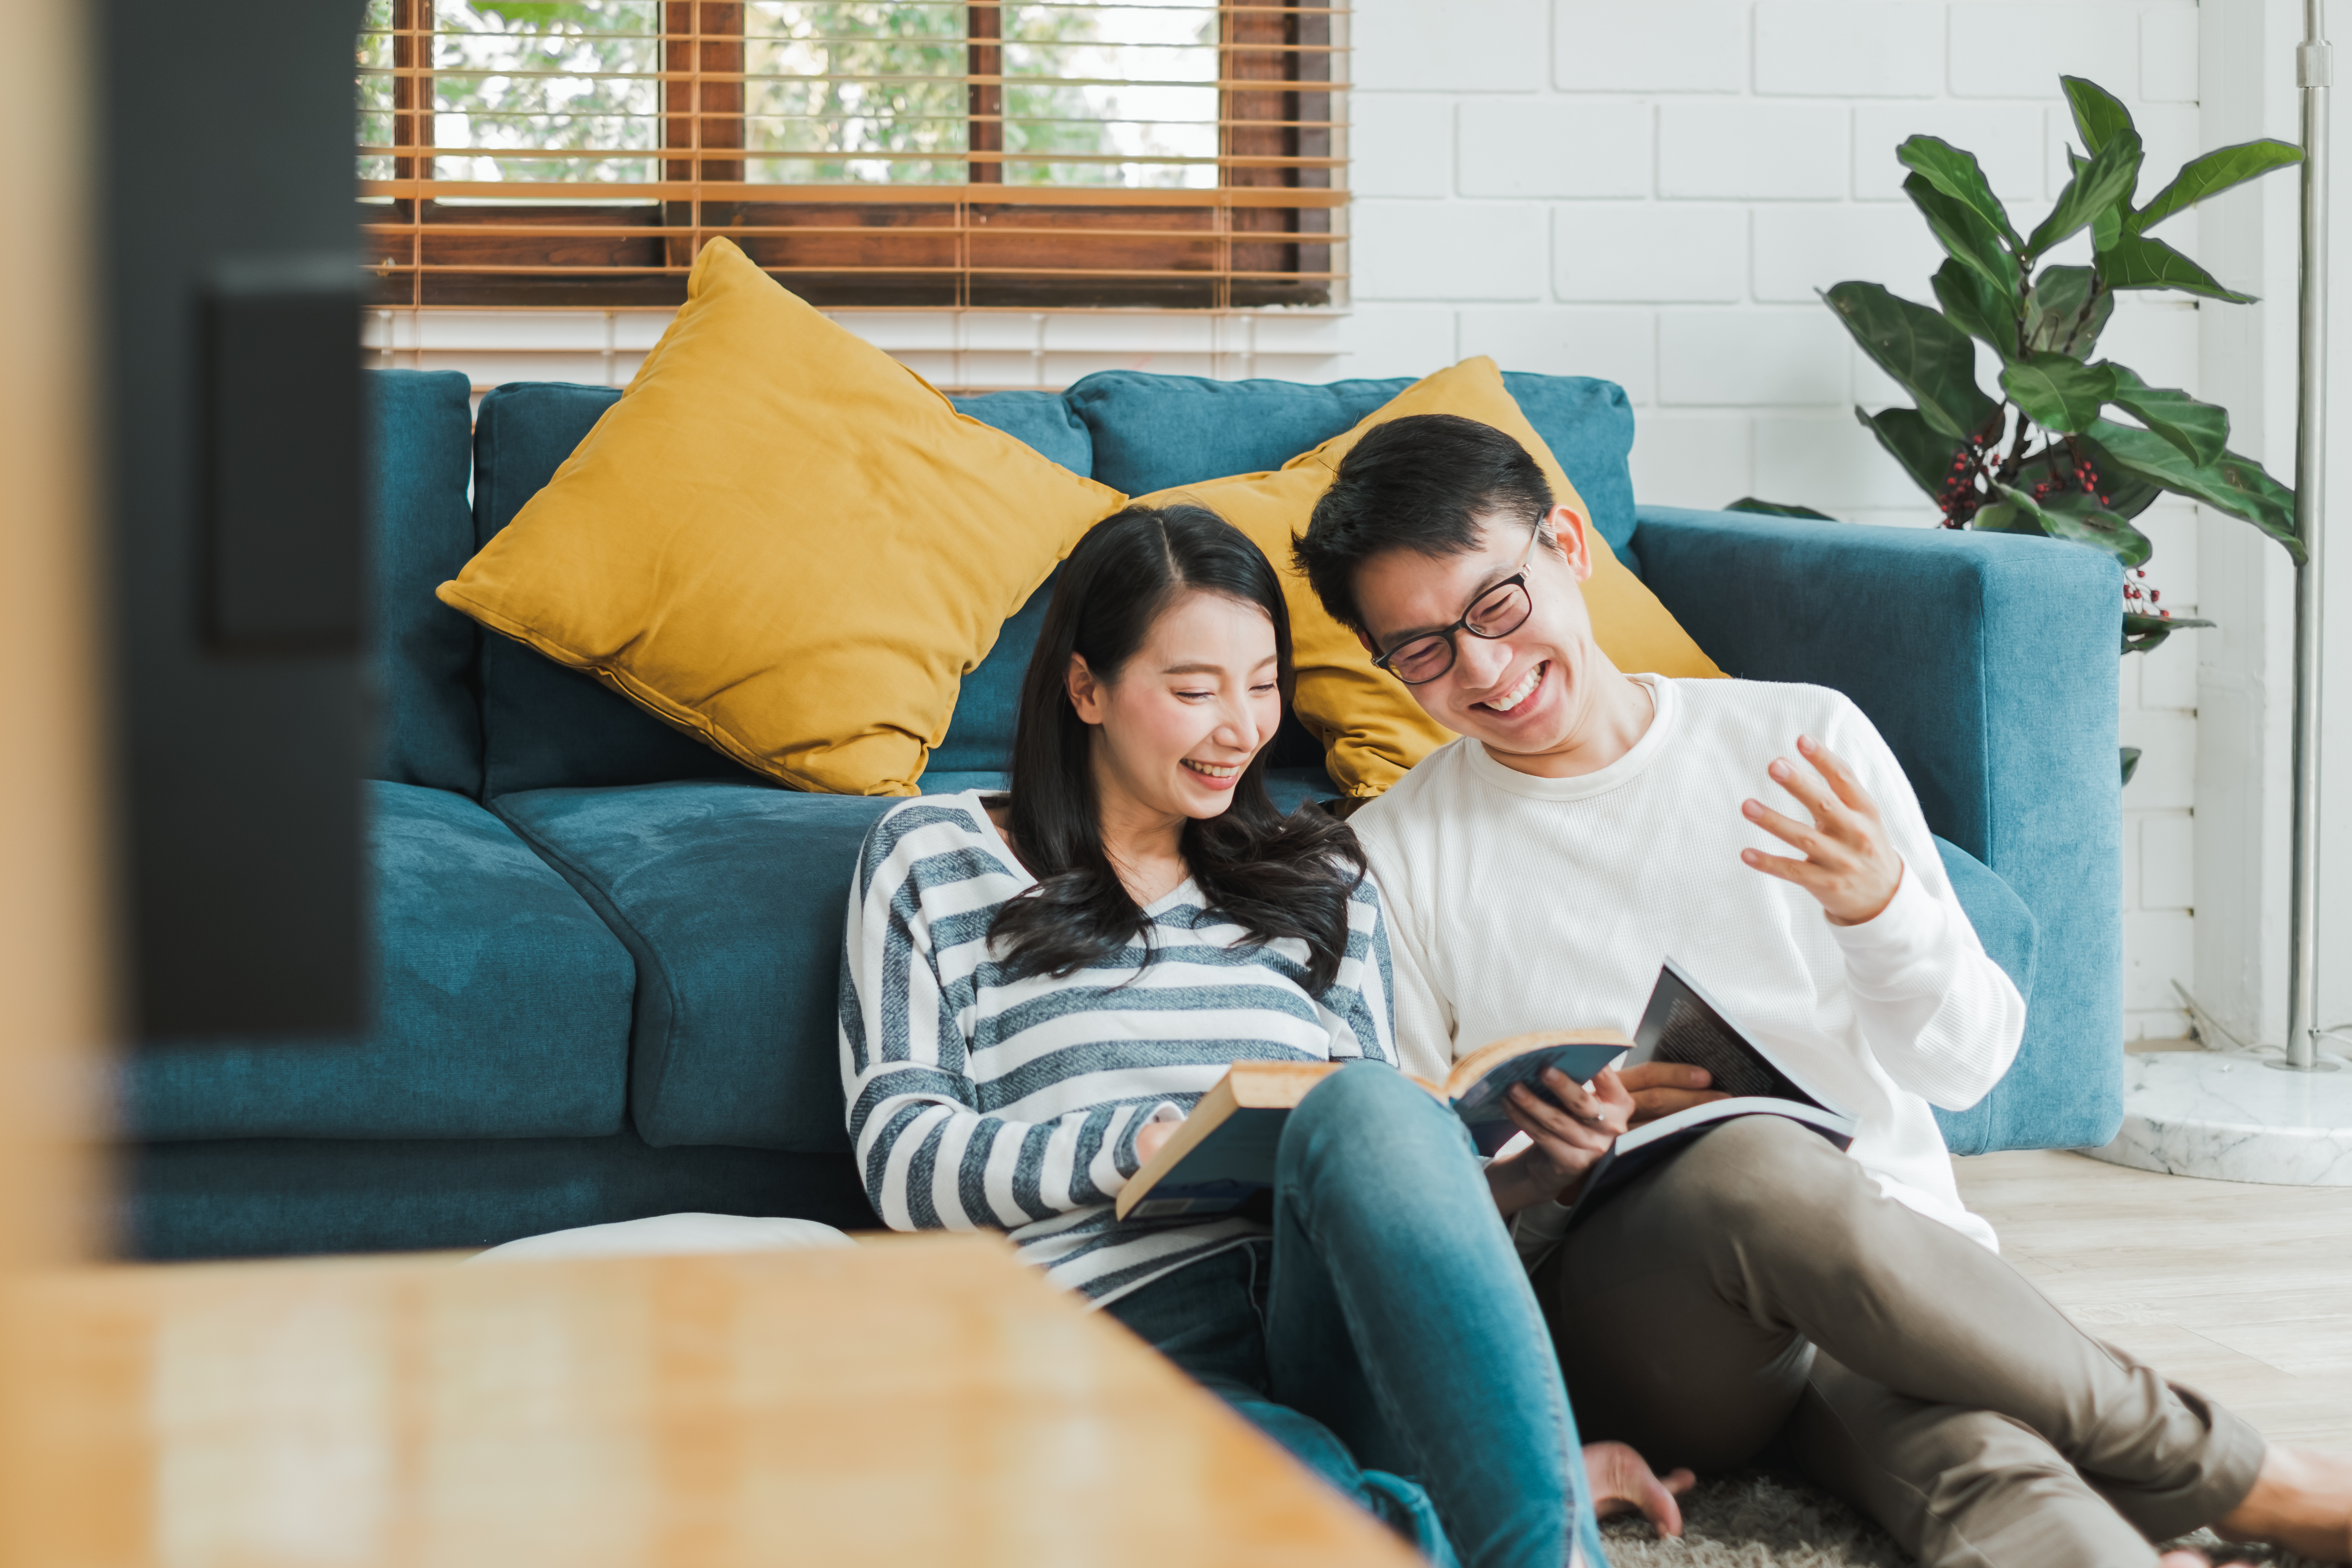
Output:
[{"xmin": 468, "ymin": 1212, "xmax": 858, "ymax": 1263}]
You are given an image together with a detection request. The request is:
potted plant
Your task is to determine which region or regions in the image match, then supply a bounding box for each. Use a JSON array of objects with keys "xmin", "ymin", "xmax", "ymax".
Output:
[{"xmin": 1741, "ymin": 78, "xmax": 2305, "ymax": 782}]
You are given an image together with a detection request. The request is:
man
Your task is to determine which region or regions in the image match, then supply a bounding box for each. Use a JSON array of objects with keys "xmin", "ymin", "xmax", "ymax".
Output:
[{"xmin": 1293, "ymin": 412, "xmax": 2352, "ymax": 1568}]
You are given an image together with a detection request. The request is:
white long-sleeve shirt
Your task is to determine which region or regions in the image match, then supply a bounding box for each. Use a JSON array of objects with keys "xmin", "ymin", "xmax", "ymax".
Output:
[{"xmin": 1352, "ymin": 674, "xmax": 2024, "ymax": 1253}]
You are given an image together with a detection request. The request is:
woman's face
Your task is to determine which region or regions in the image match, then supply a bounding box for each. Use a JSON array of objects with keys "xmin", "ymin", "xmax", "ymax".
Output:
[{"xmin": 1067, "ymin": 588, "xmax": 1281, "ymax": 823}]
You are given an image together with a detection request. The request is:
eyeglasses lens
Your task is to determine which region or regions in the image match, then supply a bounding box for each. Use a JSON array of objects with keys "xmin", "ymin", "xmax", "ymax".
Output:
[
  {"xmin": 1467, "ymin": 581, "xmax": 1531, "ymax": 637},
  {"xmin": 1389, "ymin": 636, "xmax": 1452, "ymax": 684}
]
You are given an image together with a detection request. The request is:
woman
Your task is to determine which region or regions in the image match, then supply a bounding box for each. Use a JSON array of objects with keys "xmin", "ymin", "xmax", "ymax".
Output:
[{"xmin": 840, "ymin": 504, "xmax": 1686, "ymax": 1567}]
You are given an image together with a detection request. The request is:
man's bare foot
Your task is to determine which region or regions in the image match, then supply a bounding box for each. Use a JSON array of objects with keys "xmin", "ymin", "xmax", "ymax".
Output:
[
  {"xmin": 1583, "ymin": 1441, "xmax": 1697, "ymax": 1539},
  {"xmin": 2157, "ymin": 1552, "xmax": 2210, "ymax": 1568},
  {"xmin": 2216, "ymin": 1445, "xmax": 2352, "ymax": 1563}
]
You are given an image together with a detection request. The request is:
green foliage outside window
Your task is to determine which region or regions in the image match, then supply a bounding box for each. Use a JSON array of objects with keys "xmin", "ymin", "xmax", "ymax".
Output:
[{"xmin": 356, "ymin": 1, "xmax": 1219, "ymax": 191}]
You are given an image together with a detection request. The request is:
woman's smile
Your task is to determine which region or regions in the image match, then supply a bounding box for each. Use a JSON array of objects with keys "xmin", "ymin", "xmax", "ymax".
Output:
[{"xmin": 1181, "ymin": 757, "xmax": 1243, "ymax": 787}]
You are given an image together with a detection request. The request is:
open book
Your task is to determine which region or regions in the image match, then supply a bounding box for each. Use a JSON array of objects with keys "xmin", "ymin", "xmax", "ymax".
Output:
[
  {"xmin": 1555, "ymin": 958, "xmax": 1857, "ymax": 1231},
  {"xmin": 1115, "ymin": 1031, "xmax": 1631, "ymax": 1221}
]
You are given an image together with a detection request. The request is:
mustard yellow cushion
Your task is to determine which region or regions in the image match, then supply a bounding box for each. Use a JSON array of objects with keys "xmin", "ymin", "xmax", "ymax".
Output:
[
  {"xmin": 1137, "ymin": 356, "xmax": 1723, "ymax": 798},
  {"xmin": 435, "ymin": 238, "xmax": 1125, "ymax": 796}
]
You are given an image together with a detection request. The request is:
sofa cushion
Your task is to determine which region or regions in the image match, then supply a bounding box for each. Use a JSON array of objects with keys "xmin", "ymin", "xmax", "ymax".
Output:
[
  {"xmin": 120, "ymin": 782, "xmax": 634, "ymax": 1142},
  {"xmin": 470, "ymin": 380, "xmax": 1103, "ymax": 797},
  {"xmin": 369, "ymin": 368, "xmax": 484, "ymax": 794},
  {"xmin": 497, "ymin": 771, "xmax": 1346, "ymax": 1157},
  {"xmin": 1065, "ymin": 369, "xmax": 1641, "ymax": 558},
  {"xmin": 438, "ymin": 241, "xmax": 1123, "ymax": 798},
  {"xmin": 494, "ymin": 782, "xmax": 895, "ymax": 1152}
]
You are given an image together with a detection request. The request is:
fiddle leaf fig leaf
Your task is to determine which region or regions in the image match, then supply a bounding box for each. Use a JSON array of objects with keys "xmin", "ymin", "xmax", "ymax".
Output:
[
  {"xmin": 2024, "ymin": 266, "xmax": 2113, "ymax": 356},
  {"xmin": 2000, "ymin": 353, "xmax": 2117, "ymax": 434},
  {"xmin": 2136, "ymin": 139, "xmax": 2303, "ymax": 232},
  {"xmin": 1904, "ymin": 173, "xmax": 2021, "ymax": 301},
  {"xmin": 2065, "ymin": 435, "xmax": 2163, "ymax": 519},
  {"xmin": 2101, "ymin": 364, "xmax": 2229, "ymax": 465},
  {"xmin": 2094, "ymin": 232, "xmax": 2255, "ymax": 302},
  {"xmin": 2087, "ymin": 418, "xmax": 2303, "ymax": 561},
  {"xmin": 1897, "ymin": 136, "xmax": 2024, "ymax": 251},
  {"xmin": 2063, "ymin": 76, "xmax": 2136, "ymax": 156},
  {"xmin": 1824, "ymin": 282, "xmax": 2004, "ymax": 442},
  {"xmin": 2123, "ymin": 611, "xmax": 2215, "ymax": 655},
  {"xmin": 2092, "ymin": 203, "xmax": 2126, "ymax": 251},
  {"xmin": 2030, "ymin": 487, "xmax": 2154, "ymax": 567},
  {"xmin": 2027, "ymin": 127, "xmax": 2143, "ymax": 258},
  {"xmin": 1853, "ymin": 404, "xmax": 1971, "ymax": 501},
  {"xmin": 1986, "ymin": 480, "xmax": 2148, "ymax": 565},
  {"xmin": 1969, "ymin": 499, "xmax": 2038, "ymax": 535},
  {"xmin": 1933, "ymin": 258, "xmax": 2020, "ymax": 352}
]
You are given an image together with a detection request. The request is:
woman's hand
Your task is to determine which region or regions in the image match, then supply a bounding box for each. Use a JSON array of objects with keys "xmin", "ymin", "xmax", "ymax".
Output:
[
  {"xmin": 1739, "ymin": 734, "xmax": 1905, "ymax": 926},
  {"xmin": 1585, "ymin": 1440, "xmax": 1695, "ymax": 1538},
  {"xmin": 1484, "ymin": 1066, "xmax": 1634, "ymax": 1218},
  {"xmin": 1133, "ymin": 1116, "xmax": 1180, "ymax": 1165}
]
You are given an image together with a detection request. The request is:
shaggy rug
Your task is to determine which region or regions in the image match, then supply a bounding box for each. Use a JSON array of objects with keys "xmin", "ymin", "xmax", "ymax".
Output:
[{"xmin": 1595, "ymin": 1474, "xmax": 2329, "ymax": 1566}]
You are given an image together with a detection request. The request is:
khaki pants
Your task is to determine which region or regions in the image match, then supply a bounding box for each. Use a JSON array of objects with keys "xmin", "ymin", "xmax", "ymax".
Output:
[{"xmin": 1534, "ymin": 1116, "xmax": 2266, "ymax": 1568}]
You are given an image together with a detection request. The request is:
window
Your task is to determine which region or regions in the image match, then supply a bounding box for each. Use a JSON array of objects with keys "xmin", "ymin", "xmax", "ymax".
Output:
[{"xmin": 356, "ymin": 2, "xmax": 1344, "ymax": 312}]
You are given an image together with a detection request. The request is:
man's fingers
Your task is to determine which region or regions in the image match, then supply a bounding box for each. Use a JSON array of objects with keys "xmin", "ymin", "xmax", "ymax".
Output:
[
  {"xmin": 1617, "ymin": 1062, "xmax": 1712, "ymax": 1093},
  {"xmin": 1628, "ymin": 1087, "xmax": 1733, "ymax": 1122},
  {"xmin": 1768, "ymin": 749, "xmax": 1850, "ymax": 826},
  {"xmin": 1797, "ymin": 734, "xmax": 1877, "ymax": 816},
  {"xmin": 1741, "ymin": 798, "xmax": 1833, "ymax": 858},
  {"xmin": 1741, "ymin": 846, "xmax": 1827, "ymax": 889}
]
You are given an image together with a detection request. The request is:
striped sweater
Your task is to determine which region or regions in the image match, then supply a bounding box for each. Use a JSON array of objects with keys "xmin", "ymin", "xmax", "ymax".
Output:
[{"xmin": 839, "ymin": 791, "xmax": 1395, "ymax": 1305}]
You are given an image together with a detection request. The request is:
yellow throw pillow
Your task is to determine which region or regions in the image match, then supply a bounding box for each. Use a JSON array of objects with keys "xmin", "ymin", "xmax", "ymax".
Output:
[
  {"xmin": 436, "ymin": 238, "xmax": 1126, "ymax": 796},
  {"xmin": 1138, "ymin": 356, "xmax": 1722, "ymax": 798}
]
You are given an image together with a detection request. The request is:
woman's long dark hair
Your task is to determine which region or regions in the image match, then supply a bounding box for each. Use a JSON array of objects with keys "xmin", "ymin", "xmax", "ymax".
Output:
[{"xmin": 991, "ymin": 503, "xmax": 1368, "ymax": 994}]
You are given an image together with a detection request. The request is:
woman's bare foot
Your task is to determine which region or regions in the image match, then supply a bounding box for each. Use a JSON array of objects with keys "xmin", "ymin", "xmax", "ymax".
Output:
[
  {"xmin": 2216, "ymin": 1445, "xmax": 2352, "ymax": 1563},
  {"xmin": 2156, "ymin": 1552, "xmax": 2211, "ymax": 1567},
  {"xmin": 1583, "ymin": 1441, "xmax": 1697, "ymax": 1539}
]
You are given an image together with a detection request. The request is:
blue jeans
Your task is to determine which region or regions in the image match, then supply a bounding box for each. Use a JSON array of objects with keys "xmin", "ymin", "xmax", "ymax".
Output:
[{"xmin": 1105, "ymin": 1062, "xmax": 1608, "ymax": 1568}]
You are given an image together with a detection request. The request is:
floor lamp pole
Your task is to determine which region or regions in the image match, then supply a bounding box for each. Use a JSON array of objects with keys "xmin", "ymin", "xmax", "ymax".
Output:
[{"xmin": 2287, "ymin": 0, "xmax": 2337, "ymax": 1074}]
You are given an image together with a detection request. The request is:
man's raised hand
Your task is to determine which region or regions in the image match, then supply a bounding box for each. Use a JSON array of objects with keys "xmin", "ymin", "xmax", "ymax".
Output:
[{"xmin": 1738, "ymin": 734, "xmax": 1904, "ymax": 926}]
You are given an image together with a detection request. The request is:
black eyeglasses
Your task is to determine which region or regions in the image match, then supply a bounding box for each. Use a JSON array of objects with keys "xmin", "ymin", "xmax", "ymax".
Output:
[{"xmin": 1370, "ymin": 517, "xmax": 1542, "ymax": 686}]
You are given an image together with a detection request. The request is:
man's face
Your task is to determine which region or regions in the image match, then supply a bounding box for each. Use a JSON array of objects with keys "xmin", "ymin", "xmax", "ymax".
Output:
[{"xmin": 1351, "ymin": 505, "xmax": 1609, "ymax": 764}]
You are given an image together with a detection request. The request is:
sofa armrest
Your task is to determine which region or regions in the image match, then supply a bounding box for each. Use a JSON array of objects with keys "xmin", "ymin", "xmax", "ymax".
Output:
[{"xmin": 1630, "ymin": 505, "xmax": 2122, "ymax": 1154}]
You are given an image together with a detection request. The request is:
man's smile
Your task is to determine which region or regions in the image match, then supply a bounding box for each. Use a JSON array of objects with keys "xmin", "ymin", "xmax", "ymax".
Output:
[{"xmin": 1475, "ymin": 660, "xmax": 1548, "ymax": 715}]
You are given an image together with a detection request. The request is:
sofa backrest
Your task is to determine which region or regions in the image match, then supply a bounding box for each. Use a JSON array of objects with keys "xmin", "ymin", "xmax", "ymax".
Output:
[
  {"xmin": 368, "ymin": 368, "xmax": 486, "ymax": 795},
  {"xmin": 376, "ymin": 367, "xmax": 1639, "ymax": 799},
  {"xmin": 1060, "ymin": 369, "xmax": 1639, "ymax": 554}
]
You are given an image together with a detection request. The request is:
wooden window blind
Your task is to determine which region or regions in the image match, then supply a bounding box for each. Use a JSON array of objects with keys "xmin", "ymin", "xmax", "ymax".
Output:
[{"xmin": 356, "ymin": 1, "xmax": 1345, "ymax": 312}]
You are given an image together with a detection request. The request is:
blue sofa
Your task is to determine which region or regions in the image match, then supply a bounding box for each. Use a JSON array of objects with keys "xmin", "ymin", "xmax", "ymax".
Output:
[{"xmin": 116, "ymin": 366, "xmax": 2123, "ymax": 1259}]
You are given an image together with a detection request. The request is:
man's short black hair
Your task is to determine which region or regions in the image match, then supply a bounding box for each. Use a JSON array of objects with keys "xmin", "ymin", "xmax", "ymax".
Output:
[{"xmin": 1293, "ymin": 413, "xmax": 1553, "ymax": 635}]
